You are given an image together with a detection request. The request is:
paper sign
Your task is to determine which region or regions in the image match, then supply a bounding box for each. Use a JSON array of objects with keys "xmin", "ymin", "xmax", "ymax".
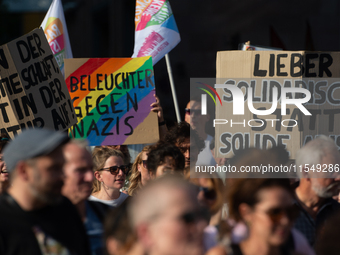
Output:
[
  {"xmin": 65, "ymin": 56, "xmax": 159, "ymax": 146},
  {"xmin": 216, "ymin": 51, "xmax": 340, "ymax": 158},
  {"xmin": 0, "ymin": 28, "xmax": 76, "ymax": 137}
]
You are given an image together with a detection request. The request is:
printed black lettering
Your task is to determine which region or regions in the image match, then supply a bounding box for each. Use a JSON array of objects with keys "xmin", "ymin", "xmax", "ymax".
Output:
[
  {"xmin": 126, "ymin": 92, "xmax": 138, "ymax": 111},
  {"xmin": 33, "ymin": 32, "xmax": 45, "ymax": 56},
  {"xmin": 0, "ymin": 48, "xmax": 8, "ymax": 69},
  {"xmin": 290, "ymin": 53, "xmax": 304, "ymax": 77},
  {"xmin": 276, "ymin": 54, "xmax": 288, "ymax": 76},
  {"xmin": 0, "ymin": 102, "xmax": 9, "ymax": 122},
  {"xmin": 145, "ymin": 69, "xmax": 154, "ymax": 87},
  {"xmin": 51, "ymin": 108, "xmax": 66, "ymax": 130},
  {"xmin": 70, "ymin": 77, "xmax": 79, "ymax": 92},
  {"xmin": 253, "ymin": 54, "xmax": 267, "ymax": 77},
  {"xmin": 87, "ymin": 119, "xmax": 99, "ymax": 136},
  {"xmin": 101, "ymin": 118, "xmax": 114, "ymax": 136},
  {"xmin": 124, "ymin": 116, "xmax": 134, "ymax": 135},
  {"xmin": 220, "ymin": 133, "xmax": 231, "ymax": 154},
  {"xmin": 16, "ymin": 40, "xmax": 31, "ymax": 63},
  {"xmin": 319, "ymin": 54, "xmax": 333, "ymax": 77}
]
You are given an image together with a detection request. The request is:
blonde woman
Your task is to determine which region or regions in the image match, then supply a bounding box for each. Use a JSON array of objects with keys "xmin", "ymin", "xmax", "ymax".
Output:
[
  {"xmin": 89, "ymin": 147, "xmax": 129, "ymax": 207},
  {"xmin": 128, "ymin": 146, "xmax": 150, "ymax": 196}
]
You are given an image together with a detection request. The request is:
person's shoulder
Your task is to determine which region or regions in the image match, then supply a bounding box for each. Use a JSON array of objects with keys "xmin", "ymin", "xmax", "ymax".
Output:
[
  {"xmin": 206, "ymin": 245, "xmax": 227, "ymax": 255},
  {"xmin": 87, "ymin": 200, "xmax": 112, "ymax": 220}
]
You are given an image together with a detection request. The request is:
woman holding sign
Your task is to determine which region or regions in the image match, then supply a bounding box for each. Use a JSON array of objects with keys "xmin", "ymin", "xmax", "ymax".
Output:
[{"xmin": 89, "ymin": 147, "xmax": 129, "ymax": 207}]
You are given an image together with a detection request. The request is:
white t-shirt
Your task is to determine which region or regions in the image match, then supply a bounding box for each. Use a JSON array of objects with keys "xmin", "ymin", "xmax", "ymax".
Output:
[
  {"xmin": 88, "ymin": 192, "xmax": 129, "ymax": 207},
  {"xmin": 196, "ymin": 135, "xmax": 216, "ymax": 166}
]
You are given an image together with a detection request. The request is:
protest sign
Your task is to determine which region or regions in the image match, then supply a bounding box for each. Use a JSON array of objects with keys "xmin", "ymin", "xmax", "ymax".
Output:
[
  {"xmin": 0, "ymin": 28, "xmax": 76, "ymax": 137},
  {"xmin": 215, "ymin": 51, "xmax": 340, "ymax": 158},
  {"xmin": 65, "ymin": 56, "xmax": 159, "ymax": 146}
]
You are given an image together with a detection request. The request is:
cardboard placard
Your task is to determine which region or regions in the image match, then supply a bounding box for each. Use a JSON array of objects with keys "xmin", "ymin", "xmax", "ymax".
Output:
[
  {"xmin": 65, "ymin": 57, "xmax": 159, "ymax": 146},
  {"xmin": 216, "ymin": 51, "xmax": 340, "ymax": 158},
  {"xmin": 0, "ymin": 28, "xmax": 76, "ymax": 137}
]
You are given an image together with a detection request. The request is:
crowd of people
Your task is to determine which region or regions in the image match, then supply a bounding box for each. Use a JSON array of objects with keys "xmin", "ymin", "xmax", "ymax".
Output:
[{"xmin": 0, "ymin": 98, "xmax": 340, "ymax": 255}]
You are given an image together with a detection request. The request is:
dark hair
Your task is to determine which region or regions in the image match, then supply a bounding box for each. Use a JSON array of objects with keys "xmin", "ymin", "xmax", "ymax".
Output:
[
  {"xmin": 164, "ymin": 121, "xmax": 205, "ymax": 153},
  {"xmin": 147, "ymin": 141, "xmax": 185, "ymax": 174},
  {"xmin": 228, "ymin": 178, "xmax": 293, "ymax": 221},
  {"xmin": 104, "ymin": 200, "xmax": 135, "ymax": 254},
  {"xmin": 0, "ymin": 133, "xmax": 11, "ymax": 153}
]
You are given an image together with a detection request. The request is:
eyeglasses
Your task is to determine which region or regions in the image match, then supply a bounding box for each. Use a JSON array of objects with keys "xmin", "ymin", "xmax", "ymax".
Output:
[
  {"xmin": 184, "ymin": 108, "xmax": 201, "ymax": 115},
  {"xmin": 263, "ymin": 205, "xmax": 299, "ymax": 224},
  {"xmin": 0, "ymin": 170, "xmax": 8, "ymax": 174},
  {"xmin": 198, "ymin": 186, "xmax": 217, "ymax": 200},
  {"xmin": 142, "ymin": 160, "xmax": 148, "ymax": 169},
  {"xmin": 99, "ymin": 165, "xmax": 129, "ymax": 175}
]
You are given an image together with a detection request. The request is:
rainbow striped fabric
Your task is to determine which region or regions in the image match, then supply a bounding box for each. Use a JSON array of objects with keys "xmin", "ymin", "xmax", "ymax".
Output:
[{"xmin": 65, "ymin": 56, "xmax": 159, "ymax": 146}]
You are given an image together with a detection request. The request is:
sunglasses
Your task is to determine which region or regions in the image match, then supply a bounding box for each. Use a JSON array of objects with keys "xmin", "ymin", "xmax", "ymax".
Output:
[
  {"xmin": 142, "ymin": 160, "xmax": 148, "ymax": 169},
  {"xmin": 199, "ymin": 186, "xmax": 217, "ymax": 200},
  {"xmin": 99, "ymin": 165, "xmax": 129, "ymax": 175},
  {"xmin": 184, "ymin": 108, "xmax": 201, "ymax": 115},
  {"xmin": 264, "ymin": 205, "xmax": 299, "ymax": 223},
  {"xmin": 178, "ymin": 209, "xmax": 205, "ymax": 224}
]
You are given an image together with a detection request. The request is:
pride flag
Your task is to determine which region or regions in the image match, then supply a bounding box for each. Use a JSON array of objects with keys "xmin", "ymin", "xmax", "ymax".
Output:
[
  {"xmin": 65, "ymin": 57, "xmax": 159, "ymax": 146},
  {"xmin": 132, "ymin": 0, "xmax": 180, "ymax": 65},
  {"xmin": 41, "ymin": 0, "xmax": 73, "ymax": 76}
]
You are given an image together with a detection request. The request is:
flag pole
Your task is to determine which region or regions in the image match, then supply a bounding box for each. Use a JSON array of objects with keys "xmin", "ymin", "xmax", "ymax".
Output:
[{"xmin": 165, "ymin": 53, "xmax": 181, "ymax": 123}]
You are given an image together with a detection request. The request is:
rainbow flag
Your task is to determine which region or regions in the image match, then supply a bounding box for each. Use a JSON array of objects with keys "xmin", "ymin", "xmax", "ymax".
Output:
[
  {"xmin": 132, "ymin": 0, "xmax": 180, "ymax": 65},
  {"xmin": 41, "ymin": 0, "xmax": 73, "ymax": 76},
  {"xmin": 65, "ymin": 57, "xmax": 159, "ymax": 146}
]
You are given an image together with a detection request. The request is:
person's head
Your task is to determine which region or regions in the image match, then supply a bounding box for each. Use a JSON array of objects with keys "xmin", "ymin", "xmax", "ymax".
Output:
[
  {"xmin": 92, "ymin": 147, "xmax": 127, "ymax": 193},
  {"xmin": 188, "ymin": 177, "xmax": 225, "ymax": 216},
  {"xmin": 228, "ymin": 178, "xmax": 297, "ymax": 246},
  {"xmin": 165, "ymin": 122, "xmax": 205, "ymax": 168},
  {"xmin": 296, "ymin": 135, "xmax": 340, "ymax": 198},
  {"xmin": 128, "ymin": 145, "xmax": 150, "ymax": 196},
  {"xmin": 102, "ymin": 145, "xmax": 131, "ymax": 165},
  {"xmin": 147, "ymin": 141, "xmax": 185, "ymax": 179},
  {"xmin": 3, "ymin": 128, "xmax": 69, "ymax": 206},
  {"xmin": 62, "ymin": 140, "xmax": 94, "ymax": 204},
  {"xmin": 105, "ymin": 200, "xmax": 140, "ymax": 255},
  {"xmin": 128, "ymin": 174, "xmax": 206, "ymax": 255},
  {"xmin": 185, "ymin": 97, "xmax": 210, "ymax": 135},
  {"xmin": 315, "ymin": 212, "xmax": 340, "ymax": 255},
  {"xmin": 0, "ymin": 133, "xmax": 11, "ymax": 185}
]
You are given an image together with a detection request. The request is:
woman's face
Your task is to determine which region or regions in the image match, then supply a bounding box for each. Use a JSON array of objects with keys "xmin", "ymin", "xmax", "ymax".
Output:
[
  {"xmin": 99, "ymin": 156, "xmax": 126, "ymax": 190},
  {"xmin": 137, "ymin": 151, "xmax": 150, "ymax": 185},
  {"xmin": 242, "ymin": 187, "xmax": 295, "ymax": 246},
  {"xmin": 196, "ymin": 178, "xmax": 216, "ymax": 209},
  {"xmin": 0, "ymin": 154, "xmax": 9, "ymax": 183}
]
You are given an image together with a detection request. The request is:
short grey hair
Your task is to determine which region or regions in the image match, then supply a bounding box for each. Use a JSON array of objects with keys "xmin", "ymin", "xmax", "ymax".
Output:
[{"xmin": 295, "ymin": 135, "xmax": 339, "ymax": 178}]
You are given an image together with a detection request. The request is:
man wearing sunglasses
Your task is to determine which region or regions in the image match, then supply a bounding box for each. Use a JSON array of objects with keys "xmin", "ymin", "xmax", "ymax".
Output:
[
  {"xmin": 185, "ymin": 98, "xmax": 216, "ymax": 167},
  {"xmin": 0, "ymin": 128, "xmax": 91, "ymax": 255},
  {"xmin": 129, "ymin": 174, "xmax": 207, "ymax": 255},
  {"xmin": 294, "ymin": 135, "xmax": 340, "ymax": 247}
]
